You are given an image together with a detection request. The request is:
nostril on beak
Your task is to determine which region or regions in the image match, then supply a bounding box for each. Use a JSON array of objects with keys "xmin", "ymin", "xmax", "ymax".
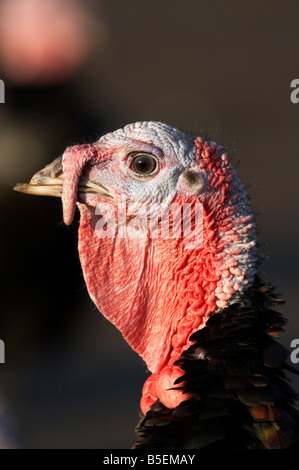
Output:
[{"xmin": 29, "ymin": 156, "xmax": 63, "ymax": 185}]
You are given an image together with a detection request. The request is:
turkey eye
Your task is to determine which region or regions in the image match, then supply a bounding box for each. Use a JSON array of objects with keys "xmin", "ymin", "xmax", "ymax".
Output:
[{"xmin": 130, "ymin": 154, "xmax": 157, "ymax": 175}]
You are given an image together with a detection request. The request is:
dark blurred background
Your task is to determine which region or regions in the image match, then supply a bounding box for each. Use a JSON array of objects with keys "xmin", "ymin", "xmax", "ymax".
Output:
[{"xmin": 0, "ymin": 0, "xmax": 298, "ymax": 449}]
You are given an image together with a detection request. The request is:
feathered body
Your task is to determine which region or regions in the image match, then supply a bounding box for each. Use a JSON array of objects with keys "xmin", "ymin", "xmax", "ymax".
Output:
[{"xmin": 135, "ymin": 278, "xmax": 299, "ymax": 449}]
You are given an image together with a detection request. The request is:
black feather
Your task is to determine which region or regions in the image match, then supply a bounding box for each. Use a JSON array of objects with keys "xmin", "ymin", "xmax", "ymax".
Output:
[{"xmin": 134, "ymin": 277, "xmax": 299, "ymax": 449}]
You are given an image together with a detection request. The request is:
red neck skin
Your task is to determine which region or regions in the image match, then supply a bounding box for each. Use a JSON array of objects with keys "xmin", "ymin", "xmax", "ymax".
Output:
[{"xmin": 77, "ymin": 137, "xmax": 257, "ymax": 414}]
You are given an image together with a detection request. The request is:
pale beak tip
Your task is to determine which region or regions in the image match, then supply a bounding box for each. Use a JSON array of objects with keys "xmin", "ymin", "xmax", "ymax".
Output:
[{"xmin": 13, "ymin": 183, "xmax": 28, "ymax": 194}]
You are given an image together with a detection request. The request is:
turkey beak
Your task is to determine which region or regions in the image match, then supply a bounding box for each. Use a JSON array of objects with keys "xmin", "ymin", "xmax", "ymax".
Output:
[
  {"xmin": 13, "ymin": 156, "xmax": 113, "ymax": 202},
  {"xmin": 14, "ymin": 157, "xmax": 64, "ymax": 198}
]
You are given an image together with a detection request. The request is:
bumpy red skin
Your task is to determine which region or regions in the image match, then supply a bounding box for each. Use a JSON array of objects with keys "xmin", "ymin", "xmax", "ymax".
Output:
[
  {"xmin": 140, "ymin": 138, "xmax": 256, "ymax": 413},
  {"xmin": 61, "ymin": 123, "xmax": 257, "ymax": 415}
]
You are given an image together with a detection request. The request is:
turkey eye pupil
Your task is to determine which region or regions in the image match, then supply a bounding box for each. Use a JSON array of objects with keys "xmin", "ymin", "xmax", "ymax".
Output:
[{"xmin": 131, "ymin": 154, "xmax": 156, "ymax": 175}]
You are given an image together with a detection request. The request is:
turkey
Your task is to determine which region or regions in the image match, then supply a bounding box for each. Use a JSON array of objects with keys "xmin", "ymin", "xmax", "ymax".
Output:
[{"xmin": 14, "ymin": 121, "xmax": 299, "ymax": 449}]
